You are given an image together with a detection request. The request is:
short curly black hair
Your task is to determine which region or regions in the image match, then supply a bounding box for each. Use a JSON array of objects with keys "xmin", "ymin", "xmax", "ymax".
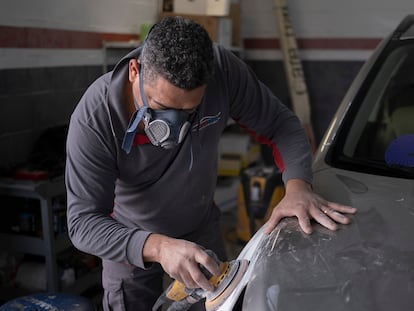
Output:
[{"xmin": 141, "ymin": 16, "xmax": 214, "ymax": 90}]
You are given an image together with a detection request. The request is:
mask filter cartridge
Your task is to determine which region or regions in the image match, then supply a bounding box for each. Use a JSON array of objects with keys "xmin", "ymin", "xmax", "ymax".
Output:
[{"xmin": 144, "ymin": 109, "xmax": 192, "ymax": 149}]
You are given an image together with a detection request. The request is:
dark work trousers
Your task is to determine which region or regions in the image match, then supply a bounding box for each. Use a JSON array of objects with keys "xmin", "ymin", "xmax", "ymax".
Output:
[{"xmin": 102, "ymin": 204, "xmax": 228, "ymax": 311}]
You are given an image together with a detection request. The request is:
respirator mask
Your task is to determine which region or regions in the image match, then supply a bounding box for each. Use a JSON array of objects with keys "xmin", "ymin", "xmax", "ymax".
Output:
[
  {"xmin": 121, "ymin": 61, "xmax": 195, "ymax": 153},
  {"xmin": 139, "ymin": 62, "xmax": 195, "ymax": 149},
  {"xmin": 143, "ymin": 107, "xmax": 193, "ymax": 149}
]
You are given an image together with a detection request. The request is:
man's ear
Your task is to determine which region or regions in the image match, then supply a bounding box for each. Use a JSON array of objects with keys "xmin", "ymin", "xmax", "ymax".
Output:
[{"xmin": 128, "ymin": 59, "xmax": 140, "ymax": 82}]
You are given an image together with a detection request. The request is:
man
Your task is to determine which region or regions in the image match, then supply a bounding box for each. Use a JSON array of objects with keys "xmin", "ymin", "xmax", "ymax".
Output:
[{"xmin": 65, "ymin": 16, "xmax": 356, "ymax": 310}]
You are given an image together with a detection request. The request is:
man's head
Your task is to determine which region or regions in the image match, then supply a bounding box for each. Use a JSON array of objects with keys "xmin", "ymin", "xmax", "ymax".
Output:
[
  {"xmin": 140, "ymin": 16, "xmax": 214, "ymax": 90},
  {"xmin": 122, "ymin": 17, "xmax": 213, "ymax": 152}
]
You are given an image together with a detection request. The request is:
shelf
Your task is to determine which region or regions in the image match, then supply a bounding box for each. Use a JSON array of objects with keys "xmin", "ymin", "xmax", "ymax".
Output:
[
  {"xmin": 102, "ymin": 40, "xmax": 140, "ymax": 73},
  {"xmin": 0, "ymin": 234, "xmax": 44, "ymax": 255},
  {"xmin": 0, "ymin": 176, "xmax": 99, "ymax": 296},
  {"xmin": 0, "ymin": 176, "xmax": 65, "ymax": 199},
  {"xmin": 0, "ymin": 232, "xmax": 70, "ymax": 255}
]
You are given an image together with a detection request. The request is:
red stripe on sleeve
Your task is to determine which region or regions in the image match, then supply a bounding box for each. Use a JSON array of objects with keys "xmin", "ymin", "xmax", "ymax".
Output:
[
  {"xmin": 238, "ymin": 124, "xmax": 285, "ymax": 172},
  {"xmin": 133, "ymin": 133, "xmax": 150, "ymax": 145}
]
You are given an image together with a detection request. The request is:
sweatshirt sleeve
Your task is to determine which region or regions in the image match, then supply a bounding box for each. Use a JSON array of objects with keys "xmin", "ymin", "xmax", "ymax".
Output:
[
  {"xmin": 65, "ymin": 81, "xmax": 151, "ymax": 269},
  {"xmin": 216, "ymin": 45, "xmax": 313, "ymax": 184}
]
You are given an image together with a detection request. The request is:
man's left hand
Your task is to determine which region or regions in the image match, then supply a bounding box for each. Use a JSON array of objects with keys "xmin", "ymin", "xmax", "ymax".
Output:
[{"xmin": 264, "ymin": 179, "xmax": 357, "ymax": 235}]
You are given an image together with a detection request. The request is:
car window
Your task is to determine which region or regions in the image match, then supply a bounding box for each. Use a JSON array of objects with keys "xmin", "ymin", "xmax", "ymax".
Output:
[{"xmin": 335, "ymin": 43, "xmax": 414, "ymax": 178}]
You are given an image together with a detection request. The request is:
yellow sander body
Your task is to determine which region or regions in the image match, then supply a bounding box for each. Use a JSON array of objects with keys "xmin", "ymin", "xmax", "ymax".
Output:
[{"xmin": 164, "ymin": 259, "xmax": 249, "ymax": 311}]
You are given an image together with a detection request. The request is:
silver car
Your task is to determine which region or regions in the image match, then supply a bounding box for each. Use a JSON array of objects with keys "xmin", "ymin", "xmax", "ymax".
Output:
[{"xmin": 218, "ymin": 14, "xmax": 414, "ymax": 311}]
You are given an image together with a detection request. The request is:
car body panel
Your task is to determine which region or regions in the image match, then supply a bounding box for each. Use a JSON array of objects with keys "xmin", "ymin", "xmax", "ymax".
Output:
[
  {"xmin": 214, "ymin": 225, "xmax": 267, "ymax": 310},
  {"xmin": 242, "ymin": 170, "xmax": 414, "ymax": 310},
  {"xmin": 216, "ymin": 14, "xmax": 414, "ymax": 311}
]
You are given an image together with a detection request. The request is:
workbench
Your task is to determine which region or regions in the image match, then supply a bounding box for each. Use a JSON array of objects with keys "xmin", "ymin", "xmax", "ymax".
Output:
[{"xmin": 0, "ymin": 176, "xmax": 100, "ymax": 299}]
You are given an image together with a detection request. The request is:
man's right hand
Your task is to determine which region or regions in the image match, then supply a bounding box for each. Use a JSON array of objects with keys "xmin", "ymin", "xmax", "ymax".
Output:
[{"xmin": 143, "ymin": 233, "xmax": 221, "ymax": 292}]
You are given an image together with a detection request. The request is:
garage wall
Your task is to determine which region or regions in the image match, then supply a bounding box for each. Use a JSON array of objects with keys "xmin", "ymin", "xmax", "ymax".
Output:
[
  {"xmin": 240, "ymin": 0, "xmax": 413, "ymax": 142},
  {"xmin": 242, "ymin": 0, "xmax": 412, "ymax": 60},
  {"xmin": 0, "ymin": 0, "xmax": 160, "ymax": 69},
  {"xmin": 0, "ymin": 0, "xmax": 412, "ymax": 172},
  {"xmin": 0, "ymin": 0, "xmax": 161, "ymax": 172}
]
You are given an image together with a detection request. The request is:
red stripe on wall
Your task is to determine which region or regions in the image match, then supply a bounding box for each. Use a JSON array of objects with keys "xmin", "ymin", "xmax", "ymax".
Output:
[
  {"xmin": 244, "ymin": 37, "xmax": 381, "ymax": 50},
  {"xmin": 0, "ymin": 25, "xmax": 382, "ymax": 51},
  {"xmin": 0, "ymin": 25, "xmax": 139, "ymax": 49}
]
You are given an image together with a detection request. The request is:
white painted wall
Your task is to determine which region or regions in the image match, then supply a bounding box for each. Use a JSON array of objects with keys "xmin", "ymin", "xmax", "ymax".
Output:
[
  {"xmin": 0, "ymin": 0, "xmax": 163, "ymax": 69},
  {"xmin": 0, "ymin": 0, "xmax": 161, "ymax": 33},
  {"xmin": 241, "ymin": 0, "xmax": 414, "ymax": 38},
  {"xmin": 241, "ymin": 0, "xmax": 413, "ymax": 60},
  {"xmin": 0, "ymin": 0, "xmax": 413, "ymax": 67},
  {"xmin": 2, "ymin": 0, "xmax": 412, "ymax": 40}
]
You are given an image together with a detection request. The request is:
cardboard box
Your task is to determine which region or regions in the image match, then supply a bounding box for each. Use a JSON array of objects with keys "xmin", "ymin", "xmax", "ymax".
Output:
[
  {"xmin": 160, "ymin": 12, "xmax": 232, "ymax": 48},
  {"xmin": 173, "ymin": 0, "xmax": 231, "ymax": 16}
]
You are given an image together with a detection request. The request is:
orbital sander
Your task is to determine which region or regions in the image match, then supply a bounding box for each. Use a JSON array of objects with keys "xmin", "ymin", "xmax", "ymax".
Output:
[{"xmin": 152, "ymin": 256, "xmax": 249, "ymax": 311}]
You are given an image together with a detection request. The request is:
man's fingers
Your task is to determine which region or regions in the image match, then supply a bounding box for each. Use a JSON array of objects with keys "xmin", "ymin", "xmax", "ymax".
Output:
[
  {"xmin": 297, "ymin": 213, "xmax": 313, "ymax": 235},
  {"xmin": 311, "ymin": 206, "xmax": 339, "ymax": 231},
  {"xmin": 187, "ymin": 264, "xmax": 214, "ymax": 291},
  {"xmin": 264, "ymin": 198, "xmax": 357, "ymax": 235},
  {"xmin": 264, "ymin": 210, "xmax": 285, "ymax": 234},
  {"xmin": 195, "ymin": 250, "xmax": 220, "ymax": 276},
  {"xmin": 329, "ymin": 208, "xmax": 352, "ymax": 224},
  {"xmin": 310, "ymin": 200, "xmax": 357, "ymax": 232},
  {"xmin": 190, "ymin": 249, "xmax": 221, "ymax": 291},
  {"xmin": 267, "ymin": 206, "xmax": 314, "ymax": 235},
  {"xmin": 327, "ymin": 201, "xmax": 357, "ymax": 214},
  {"xmin": 321, "ymin": 201, "xmax": 357, "ymax": 226},
  {"xmin": 177, "ymin": 259, "xmax": 214, "ymax": 291}
]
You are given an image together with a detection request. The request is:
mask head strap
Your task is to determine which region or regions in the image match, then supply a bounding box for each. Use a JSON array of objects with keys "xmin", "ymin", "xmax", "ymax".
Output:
[
  {"xmin": 122, "ymin": 24, "xmax": 157, "ymax": 153},
  {"xmin": 121, "ymin": 57, "xmax": 150, "ymax": 154}
]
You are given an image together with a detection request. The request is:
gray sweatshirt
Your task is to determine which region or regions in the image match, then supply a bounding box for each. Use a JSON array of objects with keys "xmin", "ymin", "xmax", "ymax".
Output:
[{"xmin": 65, "ymin": 44, "xmax": 312, "ymax": 269}]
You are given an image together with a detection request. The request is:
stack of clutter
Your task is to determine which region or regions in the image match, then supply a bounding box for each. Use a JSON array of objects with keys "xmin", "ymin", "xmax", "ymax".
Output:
[{"xmin": 160, "ymin": 0, "xmax": 241, "ymax": 49}]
